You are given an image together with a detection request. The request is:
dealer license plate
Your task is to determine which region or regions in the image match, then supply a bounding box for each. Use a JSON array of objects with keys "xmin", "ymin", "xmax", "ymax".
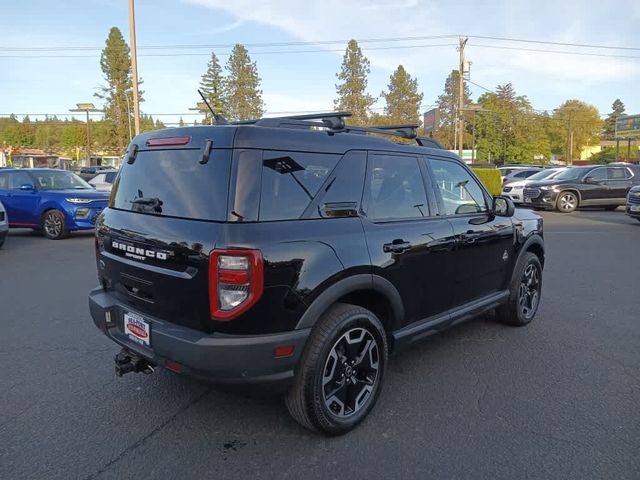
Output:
[{"xmin": 124, "ymin": 312, "xmax": 150, "ymax": 346}]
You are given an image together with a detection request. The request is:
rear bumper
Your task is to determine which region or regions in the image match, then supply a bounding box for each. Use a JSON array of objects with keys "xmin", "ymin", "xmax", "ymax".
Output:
[{"xmin": 88, "ymin": 287, "xmax": 309, "ymax": 390}]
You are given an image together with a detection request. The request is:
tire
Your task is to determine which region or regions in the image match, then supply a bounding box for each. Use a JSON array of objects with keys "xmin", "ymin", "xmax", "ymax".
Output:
[
  {"xmin": 495, "ymin": 252, "xmax": 542, "ymax": 327},
  {"xmin": 285, "ymin": 303, "xmax": 388, "ymax": 435},
  {"xmin": 556, "ymin": 191, "xmax": 578, "ymax": 213},
  {"xmin": 41, "ymin": 209, "xmax": 69, "ymax": 240},
  {"xmin": 604, "ymin": 205, "xmax": 618, "ymax": 211}
]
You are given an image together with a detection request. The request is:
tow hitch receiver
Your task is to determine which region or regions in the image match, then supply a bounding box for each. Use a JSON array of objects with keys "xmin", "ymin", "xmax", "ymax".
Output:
[{"xmin": 114, "ymin": 349, "xmax": 155, "ymax": 377}]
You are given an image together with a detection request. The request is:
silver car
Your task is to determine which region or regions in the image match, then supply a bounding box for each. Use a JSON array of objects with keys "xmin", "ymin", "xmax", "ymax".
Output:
[{"xmin": 0, "ymin": 200, "xmax": 7, "ymax": 248}]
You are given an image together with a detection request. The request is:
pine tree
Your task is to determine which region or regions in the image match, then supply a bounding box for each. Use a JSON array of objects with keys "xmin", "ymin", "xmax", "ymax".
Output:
[
  {"xmin": 95, "ymin": 27, "xmax": 142, "ymax": 150},
  {"xmin": 434, "ymin": 70, "xmax": 471, "ymax": 149},
  {"xmin": 380, "ymin": 65, "xmax": 423, "ymax": 124},
  {"xmin": 225, "ymin": 44, "xmax": 264, "ymax": 121},
  {"xmin": 199, "ymin": 52, "xmax": 227, "ymax": 121},
  {"xmin": 603, "ymin": 98, "xmax": 625, "ymax": 139},
  {"xmin": 334, "ymin": 40, "xmax": 376, "ymax": 125}
]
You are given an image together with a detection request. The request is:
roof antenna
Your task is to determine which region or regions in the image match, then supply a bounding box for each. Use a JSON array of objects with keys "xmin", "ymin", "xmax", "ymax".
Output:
[{"xmin": 197, "ymin": 89, "xmax": 228, "ymax": 125}]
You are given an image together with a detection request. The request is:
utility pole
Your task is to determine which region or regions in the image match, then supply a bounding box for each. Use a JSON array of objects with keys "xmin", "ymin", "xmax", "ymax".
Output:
[
  {"xmin": 458, "ymin": 37, "xmax": 468, "ymax": 159},
  {"xmin": 128, "ymin": 0, "xmax": 141, "ymax": 136},
  {"xmin": 69, "ymin": 103, "xmax": 102, "ymax": 165}
]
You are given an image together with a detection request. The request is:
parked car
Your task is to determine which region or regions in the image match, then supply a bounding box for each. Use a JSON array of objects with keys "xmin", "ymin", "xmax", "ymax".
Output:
[
  {"xmin": 524, "ymin": 164, "xmax": 640, "ymax": 212},
  {"xmin": 502, "ymin": 168, "xmax": 567, "ymax": 204},
  {"xmin": 79, "ymin": 166, "xmax": 114, "ymax": 181},
  {"xmin": 498, "ymin": 166, "xmax": 542, "ymax": 186},
  {"xmin": 0, "ymin": 200, "xmax": 7, "ymax": 248},
  {"xmin": 89, "ymin": 112, "xmax": 544, "ymax": 435},
  {"xmin": 0, "ymin": 168, "xmax": 109, "ymax": 239},
  {"xmin": 626, "ymin": 185, "xmax": 640, "ymax": 222},
  {"xmin": 88, "ymin": 170, "xmax": 118, "ymax": 192}
]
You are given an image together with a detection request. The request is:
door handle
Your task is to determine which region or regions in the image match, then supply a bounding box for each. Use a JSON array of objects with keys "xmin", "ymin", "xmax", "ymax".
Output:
[{"xmin": 383, "ymin": 239, "xmax": 412, "ymax": 253}]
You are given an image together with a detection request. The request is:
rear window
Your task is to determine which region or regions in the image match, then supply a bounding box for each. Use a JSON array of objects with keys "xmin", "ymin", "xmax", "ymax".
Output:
[{"xmin": 111, "ymin": 149, "xmax": 230, "ymax": 221}]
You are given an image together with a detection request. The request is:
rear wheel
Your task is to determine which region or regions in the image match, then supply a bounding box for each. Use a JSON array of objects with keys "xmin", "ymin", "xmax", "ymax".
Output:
[
  {"xmin": 556, "ymin": 191, "xmax": 578, "ymax": 213},
  {"xmin": 285, "ymin": 303, "xmax": 388, "ymax": 435},
  {"xmin": 496, "ymin": 252, "xmax": 542, "ymax": 327},
  {"xmin": 41, "ymin": 209, "xmax": 69, "ymax": 240}
]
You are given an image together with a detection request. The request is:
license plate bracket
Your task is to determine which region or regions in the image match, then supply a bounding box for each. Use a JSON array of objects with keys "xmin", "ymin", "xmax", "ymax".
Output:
[{"xmin": 124, "ymin": 312, "xmax": 151, "ymax": 346}]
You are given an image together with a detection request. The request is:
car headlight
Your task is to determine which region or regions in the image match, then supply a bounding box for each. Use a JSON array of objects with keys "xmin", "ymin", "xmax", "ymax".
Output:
[
  {"xmin": 513, "ymin": 185, "xmax": 524, "ymax": 190},
  {"xmin": 540, "ymin": 185, "xmax": 557, "ymax": 191},
  {"xmin": 66, "ymin": 197, "xmax": 93, "ymax": 204}
]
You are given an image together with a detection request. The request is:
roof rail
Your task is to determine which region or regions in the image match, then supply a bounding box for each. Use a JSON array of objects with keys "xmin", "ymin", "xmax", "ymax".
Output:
[{"xmin": 363, "ymin": 123, "xmax": 420, "ymax": 139}]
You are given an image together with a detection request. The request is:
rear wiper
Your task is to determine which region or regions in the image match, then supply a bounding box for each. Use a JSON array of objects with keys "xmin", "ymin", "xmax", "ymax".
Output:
[
  {"xmin": 131, "ymin": 197, "xmax": 162, "ymax": 206},
  {"xmin": 131, "ymin": 197, "xmax": 163, "ymax": 213}
]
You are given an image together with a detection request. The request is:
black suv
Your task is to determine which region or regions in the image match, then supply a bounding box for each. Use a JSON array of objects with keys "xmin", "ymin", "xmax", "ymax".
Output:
[
  {"xmin": 89, "ymin": 112, "xmax": 545, "ymax": 435},
  {"xmin": 524, "ymin": 164, "xmax": 640, "ymax": 212}
]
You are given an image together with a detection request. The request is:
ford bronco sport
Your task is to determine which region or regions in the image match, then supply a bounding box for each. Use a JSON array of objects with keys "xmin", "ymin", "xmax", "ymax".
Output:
[{"xmin": 89, "ymin": 112, "xmax": 544, "ymax": 435}]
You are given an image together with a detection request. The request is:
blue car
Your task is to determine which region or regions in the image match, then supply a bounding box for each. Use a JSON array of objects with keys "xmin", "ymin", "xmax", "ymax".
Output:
[{"xmin": 0, "ymin": 168, "xmax": 109, "ymax": 239}]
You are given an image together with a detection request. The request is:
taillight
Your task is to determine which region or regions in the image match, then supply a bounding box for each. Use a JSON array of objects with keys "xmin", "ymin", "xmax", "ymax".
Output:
[{"xmin": 209, "ymin": 249, "xmax": 264, "ymax": 321}]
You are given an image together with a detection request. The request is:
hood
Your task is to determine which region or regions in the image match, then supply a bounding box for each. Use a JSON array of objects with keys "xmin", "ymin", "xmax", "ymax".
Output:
[
  {"xmin": 525, "ymin": 179, "xmax": 568, "ymax": 188},
  {"xmin": 629, "ymin": 185, "xmax": 640, "ymax": 193},
  {"xmin": 503, "ymin": 179, "xmax": 528, "ymax": 188},
  {"xmin": 47, "ymin": 189, "xmax": 110, "ymax": 200}
]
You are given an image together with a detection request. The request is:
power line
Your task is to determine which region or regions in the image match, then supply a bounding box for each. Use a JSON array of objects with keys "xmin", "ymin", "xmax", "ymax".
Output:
[
  {"xmin": 1, "ymin": 33, "xmax": 637, "ymax": 52},
  {"xmin": 0, "ymin": 43, "xmax": 458, "ymax": 59},
  {"xmin": 469, "ymin": 43, "xmax": 640, "ymax": 60}
]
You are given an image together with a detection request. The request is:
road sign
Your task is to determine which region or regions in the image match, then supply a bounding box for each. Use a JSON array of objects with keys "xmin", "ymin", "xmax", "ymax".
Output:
[
  {"xmin": 423, "ymin": 108, "xmax": 439, "ymax": 133},
  {"xmin": 615, "ymin": 114, "xmax": 640, "ymax": 138}
]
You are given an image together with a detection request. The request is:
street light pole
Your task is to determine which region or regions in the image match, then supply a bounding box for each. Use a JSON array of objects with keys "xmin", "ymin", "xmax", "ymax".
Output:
[
  {"xmin": 70, "ymin": 103, "xmax": 102, "ymax": 165},
  {"xmin": 128, "ymin": 0, "xmax": 141, "ymax": 136}
]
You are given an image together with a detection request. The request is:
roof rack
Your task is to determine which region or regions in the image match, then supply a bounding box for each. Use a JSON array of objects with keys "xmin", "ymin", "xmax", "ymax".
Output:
[{"xmin": 231, "ymin": 111, "xmax": 443, "ymax": 149}]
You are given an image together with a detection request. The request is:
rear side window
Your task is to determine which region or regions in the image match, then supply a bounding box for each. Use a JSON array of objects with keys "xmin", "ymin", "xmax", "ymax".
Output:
[
  {"xmin": 105, "ymin": 172, "xmax": 117, "ymax": 183},
  {"xmin": 608, "ymin": 167, "xmax": 630, "ymax": 180},
  {"xmin": 111, "ymin": 149, "xmax": 230, "ymax": 221},
  {"xmin": 259, "ymin": 151, "xmax": 339, "ymax": 221}
]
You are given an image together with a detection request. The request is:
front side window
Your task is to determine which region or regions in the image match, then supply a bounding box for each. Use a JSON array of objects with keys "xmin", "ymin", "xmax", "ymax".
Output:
[
  {"xmin": 429, "ymin": 159, "xmax": 488, "ymax": 215},
  {"xmin": 366, "ymin": 155, "xmax": 428, "ymax": 220},
  {"xmin": 587, "ymin": 168, "xmax": 607, "ymax": 181},
  {"xmin": 7, "ymin": 171, "xmax": 35, "ymax": 189},
  {"xmin": 259, "ymin": 151, "xmax": 339, "ymax": 221}
]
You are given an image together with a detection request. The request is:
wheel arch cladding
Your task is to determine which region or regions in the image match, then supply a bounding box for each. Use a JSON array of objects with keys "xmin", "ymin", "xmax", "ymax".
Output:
[
  {"xmin": 522, "ymin": 235, "xmax": 545, "ymax": 268},
  {"xmin": 295, "ymin": 274, "xmax": 404, "ymax": 340}
]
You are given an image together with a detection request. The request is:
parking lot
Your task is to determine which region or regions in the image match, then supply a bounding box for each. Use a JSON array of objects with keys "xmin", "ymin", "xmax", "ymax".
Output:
[{"xmin": 1, "ymin": 209, "xmax": 638, "ymax": 480}]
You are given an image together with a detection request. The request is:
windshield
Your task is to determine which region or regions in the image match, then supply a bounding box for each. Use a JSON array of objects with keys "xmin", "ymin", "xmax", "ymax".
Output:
[
  {"xmin": 527, "ymin": 169, "xmax": 560, "ymax": 181},
  {"xmin": 32, "ymin": 170, "xmax": 93, "ymax": 190},
  {"xmin": 552, "ymin": 167, "xmax": 593, "ymax": 181}
]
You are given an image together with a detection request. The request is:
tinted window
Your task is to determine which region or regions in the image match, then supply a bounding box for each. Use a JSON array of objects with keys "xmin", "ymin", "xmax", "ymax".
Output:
[
  {"xmin": 429, "ymin": 159, "xmax": 488, "ymax": 215},
  {"xmin": 2, "ymin": 171, "xmax": 35, "ymax": 189},
  {"xmin": 312, "ymin": 153, "xmax": 366, "ymax": 218},
  {"xmin": 104, "ymin": 172, "xmax": 117, "ymax": 183},
  {"xmin": 588, "ymin": 168, "xmax": 607, "ymax": 181},
  {"xmin": 112, "ymin": 149, "xmax": 230, "ymax": 221},
  {"xmin": 259, "ymin": 151, "xmax": 339, "ymax": 221},
  {"xmin": 608, "ymin": 167, "xmax": 630, "ymax": 180},
  {"xmin": 554, "ymin": 166, "xmax": 593, "ymax": 181},
  {"xmin": 366, "ymin": 155, "xmax": 428, "ymax": 220}
]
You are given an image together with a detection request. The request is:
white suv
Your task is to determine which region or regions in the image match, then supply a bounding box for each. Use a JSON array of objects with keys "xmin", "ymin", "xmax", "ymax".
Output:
[
  {"xmin": 88, "ymin": 170, "xmax": 118, "ymax": 192},
  {"xmin": 502, "ymin": 168, "xmax": 566, "ymax": 204}
]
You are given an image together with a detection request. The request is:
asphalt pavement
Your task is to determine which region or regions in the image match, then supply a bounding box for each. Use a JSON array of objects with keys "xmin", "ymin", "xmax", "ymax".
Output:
[{"xmin": 1, "ymin": 209, "xmax": 639, "ymax": 480}]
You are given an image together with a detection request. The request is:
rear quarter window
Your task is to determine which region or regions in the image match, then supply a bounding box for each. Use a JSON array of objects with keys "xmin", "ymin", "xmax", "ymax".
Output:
[{"xmin": 259, "ymin": 151, "xmax": 340, "ymax": 221}]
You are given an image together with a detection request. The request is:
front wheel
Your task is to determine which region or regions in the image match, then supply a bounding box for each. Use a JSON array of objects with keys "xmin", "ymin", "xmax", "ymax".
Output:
[
  {"xmin": 41, "ymin": 209, "xmax": 69, "ymax": 240},
  {"xmin": 496, "ymin": 252, "xmax": 542, "ymax": 327},
  {"xmin": 556, "ymin": 191, "xmax": 578, "ymax": 213},
  {"xmin": 285, "ymin": 303, "xmax": 388, "ymax": 435}
]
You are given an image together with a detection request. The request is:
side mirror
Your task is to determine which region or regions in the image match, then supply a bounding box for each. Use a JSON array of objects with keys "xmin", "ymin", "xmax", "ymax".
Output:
[
  {"xmin": 583, "ymin": 176, "xmax": 594, "ymax": 183},
  {"xmin": 19, "ymin": 183, "xmax": 35, "ymax": 191},
  {"xmin": 493, "ymin": 196, "xmax": 515, "ymax": 217}
]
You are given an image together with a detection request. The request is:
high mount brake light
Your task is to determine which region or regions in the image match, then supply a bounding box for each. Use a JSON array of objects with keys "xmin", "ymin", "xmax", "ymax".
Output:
[
  {"xmin": 209, "ymin": 249, "xmax": 264, "ymax": 321},
  {"xmin": 145, "ymin": 136, "xmax": 191, "ymax": 147}
]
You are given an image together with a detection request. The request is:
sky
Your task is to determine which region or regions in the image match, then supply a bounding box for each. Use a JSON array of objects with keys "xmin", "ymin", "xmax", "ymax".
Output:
[{"xmin": 0, "ymin": 0, "xmax": 639, "ymax": 126}]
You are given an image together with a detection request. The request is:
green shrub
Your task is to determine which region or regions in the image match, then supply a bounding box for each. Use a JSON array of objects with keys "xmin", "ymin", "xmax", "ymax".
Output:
[{"xmin": 472, "ymin": 168, "xmax": 502, "ymax": 196}]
